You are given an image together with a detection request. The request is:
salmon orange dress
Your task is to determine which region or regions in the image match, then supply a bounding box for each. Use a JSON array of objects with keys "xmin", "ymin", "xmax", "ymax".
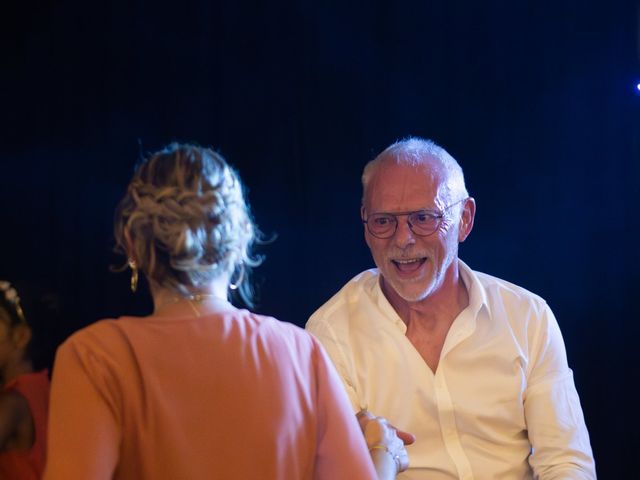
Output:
[{"xmin": 44, "ymin": 301, "xmax": 376, "ymax": 479}]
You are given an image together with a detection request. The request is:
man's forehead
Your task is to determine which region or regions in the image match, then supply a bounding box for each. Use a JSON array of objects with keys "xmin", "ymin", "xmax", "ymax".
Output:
[
  {"xmin": 365, "ymin": 161, "xmax": 449, "ymax": 208},
  {"xmin": 372, "ymin": 157, "xmax": 444, "ymax": 188}
]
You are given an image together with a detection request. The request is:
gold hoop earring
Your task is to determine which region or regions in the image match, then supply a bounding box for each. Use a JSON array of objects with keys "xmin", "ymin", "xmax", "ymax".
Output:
[
  {"xmin": 229, "ymin": 264, "xmax": 245, "ymax": 291},
  {"xmin": 128, "ymin": 259, "xmax": 138, "ymax": 293}
]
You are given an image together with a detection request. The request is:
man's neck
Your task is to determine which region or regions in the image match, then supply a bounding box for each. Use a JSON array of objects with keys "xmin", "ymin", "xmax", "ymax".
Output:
[
  {"xmin": 381, "ymin": 260, "xmax": 469, "ymax": 328},
  {"xmin": 381, "ymin": 261, "xmax": 470, "ymax": 373}
]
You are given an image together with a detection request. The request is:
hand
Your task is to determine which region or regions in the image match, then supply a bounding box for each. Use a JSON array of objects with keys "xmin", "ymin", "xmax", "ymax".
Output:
[{"xmin": 356, "ymin": 410, "xmax": 415, "ymax": 474}]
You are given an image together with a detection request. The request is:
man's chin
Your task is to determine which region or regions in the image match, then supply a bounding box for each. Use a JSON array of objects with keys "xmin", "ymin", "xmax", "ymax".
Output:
[
  {"xmin": 386, "ymin": 277, "xmax": 433, "ymax": 303},
  {"xmin": 398, "ymin": 290, "xmax": 430, "ymax": 303}
]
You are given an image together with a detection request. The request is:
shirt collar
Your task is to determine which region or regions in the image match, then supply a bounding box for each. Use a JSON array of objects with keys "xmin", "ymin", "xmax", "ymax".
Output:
[
  {"xmin": 369, "ymin": 259, "xmax": 489, "ymax": 333},
  {"xmin": 458, "ymin": 259, "xmax": 489, "ymax": 318},
  {"xmin": 368, "ymin": 273, "xmax": 407, "ymax": 331}
]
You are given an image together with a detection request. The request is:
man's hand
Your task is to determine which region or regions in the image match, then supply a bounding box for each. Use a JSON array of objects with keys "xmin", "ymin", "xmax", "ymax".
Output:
[{"xmin": 356, "ymin": 410, "xmax": 415, "ymax": 475}]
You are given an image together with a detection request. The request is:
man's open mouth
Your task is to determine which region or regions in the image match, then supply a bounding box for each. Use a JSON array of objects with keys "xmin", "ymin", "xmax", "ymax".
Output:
[{"xmin": 392, "ymin": 257, "xmax": 427, "ymax": 273}]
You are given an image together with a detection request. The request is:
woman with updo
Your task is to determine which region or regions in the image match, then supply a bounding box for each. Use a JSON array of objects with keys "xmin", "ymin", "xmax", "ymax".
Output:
[{"xmin": 43, "ymin": 144, "xmax": 409, "ymax": 479}]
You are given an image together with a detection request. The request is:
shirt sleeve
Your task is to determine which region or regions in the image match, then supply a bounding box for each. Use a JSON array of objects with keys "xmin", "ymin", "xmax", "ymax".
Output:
[
  {"xmin": 524, "ymin": 304, "xmax": 596, "ymax": 479},
  {"xmin": 307, "ymin": 316, "xmax": 363, "ymax": 412},
  {"xmin": 311, "ymin": 336, "xmax": 377, "ymax": 480},
  {"xmin": 43, "ymin": 334, "xmax": 121, "ymax": 480}
]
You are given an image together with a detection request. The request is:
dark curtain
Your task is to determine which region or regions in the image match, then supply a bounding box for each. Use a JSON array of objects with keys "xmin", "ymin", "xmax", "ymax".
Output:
[{"xmin": 2, "ymin": 1, "xmax": 638, "ymax": 476}]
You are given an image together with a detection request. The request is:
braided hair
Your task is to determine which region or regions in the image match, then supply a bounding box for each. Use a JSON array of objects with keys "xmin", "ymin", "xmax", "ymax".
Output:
[{"xmin": 114, "ymin": 143, "xmax": 263, "ymax": 306}]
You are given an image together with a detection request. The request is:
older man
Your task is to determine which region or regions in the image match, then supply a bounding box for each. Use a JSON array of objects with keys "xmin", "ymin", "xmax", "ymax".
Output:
[{"xmin": 306, "ymin": 138, "xmax": 595, "ymax": 479}]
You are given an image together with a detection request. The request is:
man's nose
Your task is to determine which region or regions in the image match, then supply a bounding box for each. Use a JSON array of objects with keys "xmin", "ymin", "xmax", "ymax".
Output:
[{"xmin": 392, "ymin": 216, "xmax": 416, "ymax": 248}]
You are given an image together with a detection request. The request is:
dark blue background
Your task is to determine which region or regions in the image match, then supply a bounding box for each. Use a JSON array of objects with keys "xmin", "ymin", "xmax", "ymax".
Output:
[{"xmin": 2, "ymin": 1, "xmax": 638, "ymax": 476}]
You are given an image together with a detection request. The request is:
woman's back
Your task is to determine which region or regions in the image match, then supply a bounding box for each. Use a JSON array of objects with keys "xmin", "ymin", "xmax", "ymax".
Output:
[
  {"xmin": 44, "ymin": 300, "xmax": 375, "ymax": 479},
  {"xmin": 43, "ymin": 144, "xmax": 406, "ymax": 479}
]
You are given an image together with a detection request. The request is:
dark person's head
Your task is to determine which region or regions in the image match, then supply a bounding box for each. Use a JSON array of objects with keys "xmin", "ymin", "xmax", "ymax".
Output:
[{"xmin": 0, "ymin": 281, "xmax": 32, "ymax": 380}]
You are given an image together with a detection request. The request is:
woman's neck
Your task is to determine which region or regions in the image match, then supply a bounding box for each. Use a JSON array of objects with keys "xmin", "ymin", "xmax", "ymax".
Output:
[{"xmin": 150, "ymin": 280, "xmax": 230, "ymax": 316}]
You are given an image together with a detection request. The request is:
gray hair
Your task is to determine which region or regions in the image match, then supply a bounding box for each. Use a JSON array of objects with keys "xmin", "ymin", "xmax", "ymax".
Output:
[
  {"xmin": 114, "ymin": 143, "xmax": 262, "ymax": 305},
  {"xmin": 362, "ymin": 137, "xmax": 469, "ymax": 205}
]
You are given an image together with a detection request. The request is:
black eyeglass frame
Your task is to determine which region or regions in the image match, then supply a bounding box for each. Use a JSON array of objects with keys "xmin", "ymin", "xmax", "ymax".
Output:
[{"xmin": 362, "ymin": 198, "xmax": 468, "ymax": 239}]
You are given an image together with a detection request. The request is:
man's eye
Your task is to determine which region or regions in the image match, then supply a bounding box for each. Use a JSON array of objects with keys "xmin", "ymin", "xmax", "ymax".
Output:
[
  {"xmin": 373, "ymin": 216, "xmax": 391, "ymax": 226},
  {"xmin": 413, "ymin": 213, "xmax": 435, "ymax": 224}
]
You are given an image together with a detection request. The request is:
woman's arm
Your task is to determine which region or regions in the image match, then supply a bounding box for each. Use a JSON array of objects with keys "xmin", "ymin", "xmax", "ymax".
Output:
[
  {"xmin": 358, "ymin": 410, "xmax": 414, "ymax": 479},
  {"xmin": 43, "ymin": 339, "xmax": 120, "ymax": 480}
]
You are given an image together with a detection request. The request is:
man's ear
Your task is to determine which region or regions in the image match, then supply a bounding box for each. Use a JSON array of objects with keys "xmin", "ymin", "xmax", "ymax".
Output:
[
  {"xmin": 361, "ymin": 206, "xmax": 371, "ymax": 245},
  {"xmin": 11, "ymin": 324, "xmax": 32, "ymax": 350},
  {"xmin": 458, "ymin": 197, "xmax": 476, "ymax": 242}
]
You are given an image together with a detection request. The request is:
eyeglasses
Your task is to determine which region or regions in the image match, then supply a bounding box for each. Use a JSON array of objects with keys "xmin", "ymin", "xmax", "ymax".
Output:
[{"xmin": 362, "ymin": 198, "xmax": 467, "ymax": 239}]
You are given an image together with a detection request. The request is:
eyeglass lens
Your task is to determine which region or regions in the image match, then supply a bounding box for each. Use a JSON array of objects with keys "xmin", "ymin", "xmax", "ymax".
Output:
[{"xmin": 367, "ymin": 211, "xmax": 440, "ymax": 237}]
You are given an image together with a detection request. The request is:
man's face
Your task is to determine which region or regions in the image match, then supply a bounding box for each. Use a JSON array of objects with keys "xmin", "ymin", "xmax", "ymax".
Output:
[{"xmin": 362, "ymin": 157, "xmax": 464, "ymax": 303}]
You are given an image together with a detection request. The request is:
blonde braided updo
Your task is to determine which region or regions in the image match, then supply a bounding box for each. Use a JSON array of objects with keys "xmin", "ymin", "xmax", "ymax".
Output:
[{"xmin": 114, "ymin": 143, "xmax": 262, "ymax": 302}]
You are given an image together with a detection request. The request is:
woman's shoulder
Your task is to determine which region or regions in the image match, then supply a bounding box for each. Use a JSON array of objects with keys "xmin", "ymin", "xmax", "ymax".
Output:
[
  {"xmin": 58, "ymin": 316, "xmax": 142, "ymax": 357},
  {"xmin": 237, "ymin": 309, "xmax": 305, "ymax": 335},
  {"xmin": 238, "ymin": 310, "xmax": 323, "ymax": 357}
]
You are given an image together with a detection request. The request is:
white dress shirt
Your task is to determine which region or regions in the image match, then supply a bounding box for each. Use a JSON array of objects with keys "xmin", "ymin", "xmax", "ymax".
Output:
[{"xmin": 307, "ymin": 260, "xmax": 595, "ymax": 479}]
